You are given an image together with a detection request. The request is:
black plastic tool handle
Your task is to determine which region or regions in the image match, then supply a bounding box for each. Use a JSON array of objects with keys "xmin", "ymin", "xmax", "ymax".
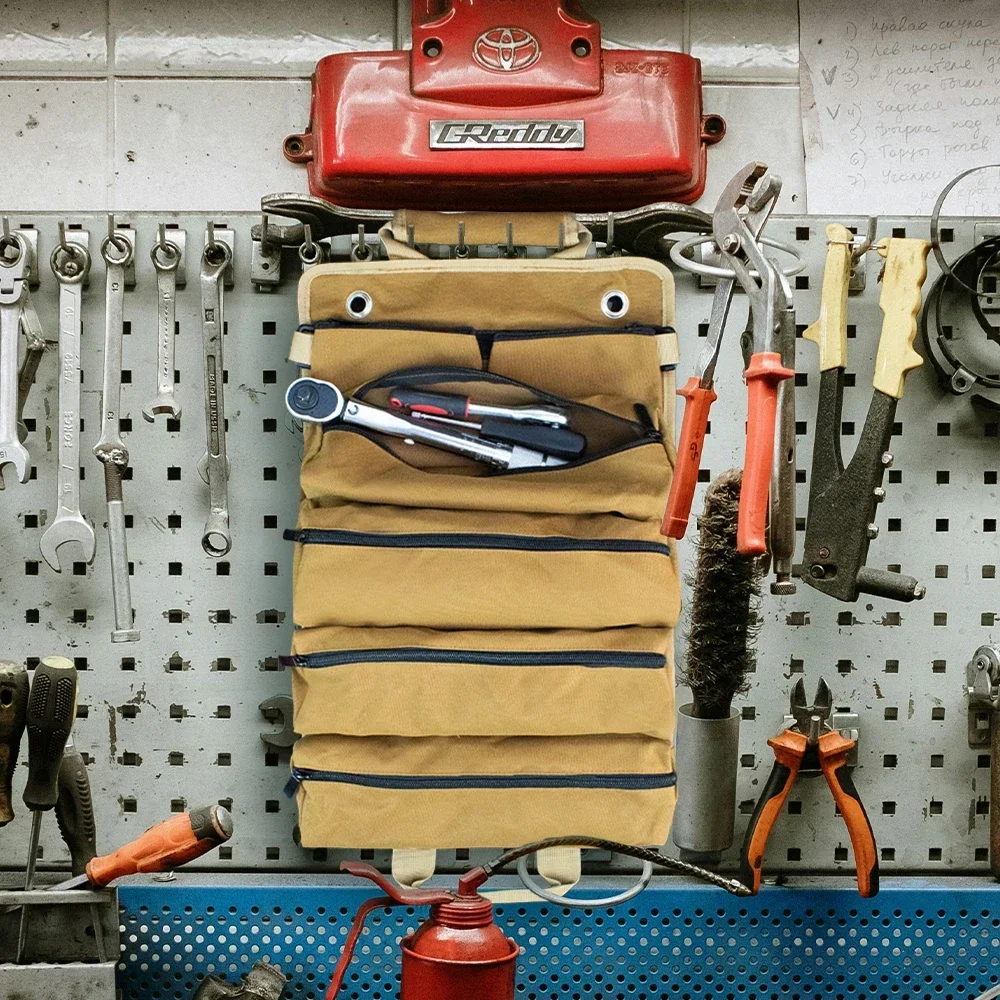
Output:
[
  {"xmin": 23, "ymin": 657, "xmax": 78, "ymax": 812},
  {"xmin": 479, "ymin": 416, "xmax": 586, "ymax": 458},
  {"xmin": 0, "ymin": 663, "xmax": 29, "ymax": 826},
  {"xmin": 389, "ymin": 387, "xmax": 469, "ymax": 418},
  {"xmin": 55, "ymin": 739, "xmax": 98, "ymax": 876}
]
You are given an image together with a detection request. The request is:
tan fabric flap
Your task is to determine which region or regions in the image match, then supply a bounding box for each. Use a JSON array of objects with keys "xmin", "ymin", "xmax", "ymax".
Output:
[{"xmin": 391, "ymin": 210, "xmax": 581, "ymax": 249}]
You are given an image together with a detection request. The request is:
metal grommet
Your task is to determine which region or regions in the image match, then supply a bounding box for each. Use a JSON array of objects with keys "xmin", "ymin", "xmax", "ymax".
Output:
[
  {"xmin": 345, "ymin": 290, "xmax": 373, "ymax": 320},
  {"xmin": 601, "ymin": 289, "xmax": 630, "ymax": 320}
]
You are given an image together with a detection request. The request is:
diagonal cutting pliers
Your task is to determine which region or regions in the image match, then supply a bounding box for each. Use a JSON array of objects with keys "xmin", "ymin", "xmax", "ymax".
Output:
[{"xmin": 739, "ymin": 677, "xmax": 879, "ymax": 897}]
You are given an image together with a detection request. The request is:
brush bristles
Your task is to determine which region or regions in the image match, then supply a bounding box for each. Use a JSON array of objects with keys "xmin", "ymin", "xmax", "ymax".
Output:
[{"xmin": 682, "ymin": 469, "xmax": 762, "ymax": 720}]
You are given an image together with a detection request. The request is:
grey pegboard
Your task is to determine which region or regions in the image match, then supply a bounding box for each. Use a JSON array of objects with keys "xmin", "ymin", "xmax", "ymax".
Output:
[{"xmin": 0, "ymin": 212, "xmax": 993, "ymax": 879}]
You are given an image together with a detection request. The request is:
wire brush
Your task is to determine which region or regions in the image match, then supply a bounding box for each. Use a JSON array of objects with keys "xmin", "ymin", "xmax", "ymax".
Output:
[{"xmin": 682, "ymin": 469, "xmax": 762, "ymax": 720}]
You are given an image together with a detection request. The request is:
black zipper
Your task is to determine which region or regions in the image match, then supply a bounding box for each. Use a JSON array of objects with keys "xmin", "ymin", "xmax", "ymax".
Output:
[
  {"xmin": 300, "ymin": 320, "xmax": 673, "ymax": 338},
  {"xmin": 284, "ymin": 528, "xmax": 670, "ymax": 556},
  {"xmin": 282, "ymin": 648, "xmax": 666, "ymax": 669},
  {"xmin": 285, "ymin": 767, "xmax": 676, "ymax": 795}
]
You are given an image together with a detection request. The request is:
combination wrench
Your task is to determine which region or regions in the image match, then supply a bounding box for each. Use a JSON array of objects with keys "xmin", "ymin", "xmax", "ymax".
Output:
[
  {"xmin": 39, "ymin": 235, "xmax": 96, "ymax": 572},
  {"xmin": 198, "ymin": 235, "xmax": 232, "ymax": 557},
  {"xmin": 143, "ymin": 226, "xmax": 182, "ymax": 421},
  {"xmin": 94, "ymin": 224, "xmax": 139, "ymax": 642},
  {"xmin": 0, "ymin": 232, "xmax": 30, "ymax": 485}
]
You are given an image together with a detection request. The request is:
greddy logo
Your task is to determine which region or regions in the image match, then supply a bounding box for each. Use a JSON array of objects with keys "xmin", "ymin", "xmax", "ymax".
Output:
[
  {"xmin": 429, "ymin": 120, "xmax": 585, "ymax": 150},
  {"xmin": 473, "ymin": 27, "xmax": 540, "ymax": 72}
]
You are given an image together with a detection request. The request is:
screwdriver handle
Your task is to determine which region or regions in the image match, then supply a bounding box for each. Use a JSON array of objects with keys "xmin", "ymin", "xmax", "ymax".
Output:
[
  {"xmin": 0, "ymin": 662, "xmax": 29, "ymax": 826},
  {"xmin": 738, "ymin": 352, "xmax": 794, "ymax": 556},
  {"xmin": 55, "ymin": 739, "xmax": 98, "ymax": 877},
  {"xmin": 23, "ymin": 656, "xmax": 78, "ymax": 812},
  {"xmin": 661, "ymin": 376, "xmax": 717, "ymax": 539},
  {"xmin": 389, "ymin": 387, "xmax": 468, "ymax": 419},
  {"xmin": 86, "ymin": 804, "xmax": 233, "ymax": 888}
]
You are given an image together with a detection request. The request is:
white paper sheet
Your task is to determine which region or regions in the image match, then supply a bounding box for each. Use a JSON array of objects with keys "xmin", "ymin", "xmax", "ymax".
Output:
[{"xmin": 799, "ymin": 0, "xmax": 1000, "ymax": 215}]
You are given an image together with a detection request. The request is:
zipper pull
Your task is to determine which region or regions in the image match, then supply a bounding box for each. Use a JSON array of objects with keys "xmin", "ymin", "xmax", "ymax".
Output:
[{"xmin": 284, "ymin": 769, "xmax": 305, "ymax": 797}]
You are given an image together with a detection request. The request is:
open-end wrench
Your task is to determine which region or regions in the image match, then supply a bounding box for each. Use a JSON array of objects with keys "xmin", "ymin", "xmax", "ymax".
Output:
[
  {"xmin": 197, "ymin": 235, "xmax": 232, "ymax": 557},
  {"xmin": 94, "ymin": 223, "xmax": 139, "ymax": 642},
  {"xmin": 0, "ymin": 232, "xmax": 31, "ymax": 486},
  {"xmin": 143, "ymin": 228, "xmax": 182, "ymax": 421},
  {"xmin": 40, "ymin": 236, "xmax": 96, "ymax": 572},
  {"xmin": 16, "ymin": 292, "xmax": 47, "ymax": 436}
]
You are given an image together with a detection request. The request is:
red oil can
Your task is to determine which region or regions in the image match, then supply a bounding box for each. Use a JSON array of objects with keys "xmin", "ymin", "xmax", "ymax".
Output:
[
  {"xmin": 326, "ymin": 862, "xmax": 517, "ymax": 1000},
  {"xmin": 285, "ymin": 1, "xmax": 725, "ymax": 212}
]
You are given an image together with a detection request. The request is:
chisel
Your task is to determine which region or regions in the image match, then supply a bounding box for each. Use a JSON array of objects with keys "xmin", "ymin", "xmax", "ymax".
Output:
[
  {"xmin": 0, "ymin": 662, "xmax": 29, "ymax": 826},
  {"xmin": 17, "ymin": 655, "xmax": 78, "ymax": 962}
]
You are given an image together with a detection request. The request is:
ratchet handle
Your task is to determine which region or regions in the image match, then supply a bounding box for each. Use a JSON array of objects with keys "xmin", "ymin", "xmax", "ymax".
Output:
[
  {"xmin": 390, "ymin": 388, "xmax": 468, "ymax": 419},
  {"xmin": 661, "ymin": 377, "xmax": 717, "ymax": 539},
  {"xmin": 739, "ymin": 353, "xmax": 794, "ymax": 556}
]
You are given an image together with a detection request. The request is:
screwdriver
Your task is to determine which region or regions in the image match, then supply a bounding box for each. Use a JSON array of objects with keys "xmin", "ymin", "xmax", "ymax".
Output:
[
  {"xmin": 0, "ymin": 662, "xmax": 29, "ymax": 826},
  {"xmin": 17, "ymin": 655, "xmax": 78, "ymax": 963},
  {"xmin": 55, "ymin": 734, "xmax": 97, "ymax": 876},
  {"xmin": 47, "ymin": 804, "xmax": 233, "ymax": 891}
]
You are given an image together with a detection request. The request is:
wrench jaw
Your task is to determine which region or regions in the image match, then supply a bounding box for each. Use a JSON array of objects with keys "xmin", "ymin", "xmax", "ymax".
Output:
[
  {"xmin": 38, "ymin": 516, "xmax": 97, "ymax": 573},
  {"xmin": 142, "ymin": 394, "xmax": 182, "ymax": 422},
  {"xmin": 0, "ymin": 443, "xmax": 30, "ymax": 486}
]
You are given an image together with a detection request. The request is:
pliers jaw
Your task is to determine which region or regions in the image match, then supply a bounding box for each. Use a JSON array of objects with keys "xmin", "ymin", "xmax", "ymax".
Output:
[{"xmin": 739, "ymin": 677, "xmax": 878, "ymax": 898}]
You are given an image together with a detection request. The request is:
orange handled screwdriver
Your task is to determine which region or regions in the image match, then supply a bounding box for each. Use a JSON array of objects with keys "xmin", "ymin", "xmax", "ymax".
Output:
[{"xmin": 48, "ymin": 804, "xmax": 233, "ymax": 891}]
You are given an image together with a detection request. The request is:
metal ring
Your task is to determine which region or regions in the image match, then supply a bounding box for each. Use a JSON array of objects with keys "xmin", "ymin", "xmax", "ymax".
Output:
[
  {"xmin": 669, "ymin": 233, "xmax": 805, "ymax": 279},
  {"xmin": 101, "ymin": 233, "xmax": 134, "ymax": 267},
  {"xmin": 516, "ymin": 855, "xmax": 654, "ymax": 908},
  {"xmin": 203, "ymin": 241, "xmax": 230, "ymax": 268},
  {"xmin": 150, "ymin": 240, "xmax": 181, "ymax": 271},
  {"xmin": 0, "ymin": 232, "xmax": 26, "ymax": 266},
  {"xmin": 299, "ymin": 242, "xmax": 322, "ymax": 266},
  {"xmin": 345, "ymin": 290, "xmax": 373, "ymax": 319},
  {"xmin": 931, "ymin": 163, "xmax": 1000, "ymax": 298},
  {"xmin": 600, "ymin": 289, "xmax": 630, "ymax": 319},
  {"xmin": 50, "ymin": 241, "xmax": 91, "ymax": 283}
]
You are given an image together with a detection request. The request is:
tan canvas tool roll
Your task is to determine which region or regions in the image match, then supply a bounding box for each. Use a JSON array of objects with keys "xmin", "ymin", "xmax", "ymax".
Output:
[{"xmin": 285, "ymin": 235, "xmax": 681, "ymax": 852}]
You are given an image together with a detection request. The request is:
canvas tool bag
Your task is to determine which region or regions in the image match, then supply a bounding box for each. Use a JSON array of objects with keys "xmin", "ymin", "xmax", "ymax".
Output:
[{"xmin": 284, "ymin": 213, "xmax": 681, "ymax": 874}]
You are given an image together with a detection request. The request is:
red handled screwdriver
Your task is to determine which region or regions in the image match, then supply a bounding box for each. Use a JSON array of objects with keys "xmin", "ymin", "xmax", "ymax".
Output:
[{"xmin": 0, "ymin": 662, "xmax": 29, "ymax": 827}]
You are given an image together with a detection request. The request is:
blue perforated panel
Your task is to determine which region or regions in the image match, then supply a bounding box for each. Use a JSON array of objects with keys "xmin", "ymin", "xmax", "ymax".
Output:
[{"xmin": 118, "ymin": 880, "xmax": 1000, "ymax": 999}]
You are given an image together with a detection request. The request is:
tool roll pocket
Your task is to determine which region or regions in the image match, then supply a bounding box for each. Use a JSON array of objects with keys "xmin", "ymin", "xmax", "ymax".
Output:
[{"xmin": 288, "ymin": 256, "xmax": 679, "ymax": 850}]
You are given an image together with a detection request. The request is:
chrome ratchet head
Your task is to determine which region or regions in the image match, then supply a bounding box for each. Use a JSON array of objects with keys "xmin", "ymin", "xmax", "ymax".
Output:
[{"xmin": 285, "ymin": 377, "xmax": 345, "ymax": 423}]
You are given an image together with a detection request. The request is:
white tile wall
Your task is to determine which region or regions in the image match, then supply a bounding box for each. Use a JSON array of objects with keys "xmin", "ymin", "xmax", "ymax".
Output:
[{"xmin": 0, "ymin": 1, "xmax": 810, "ymax": 213}]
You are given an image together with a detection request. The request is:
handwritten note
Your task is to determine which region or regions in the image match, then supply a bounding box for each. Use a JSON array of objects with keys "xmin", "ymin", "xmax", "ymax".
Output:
[{"xmin": 800, "ymin": 0, "xmax": 1000, "ymax": 215}]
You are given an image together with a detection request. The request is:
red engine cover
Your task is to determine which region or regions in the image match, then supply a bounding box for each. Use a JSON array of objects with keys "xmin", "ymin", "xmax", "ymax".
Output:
[{"xmin": 284, "ymin": 1, "xmax": 724, "ymax": 212}]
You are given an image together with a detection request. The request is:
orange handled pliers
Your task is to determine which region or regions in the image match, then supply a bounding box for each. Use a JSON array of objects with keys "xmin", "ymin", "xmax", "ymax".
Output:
[
  {"xmin": 739, "ymin": 677, "xmax": 879, "ymax": 897},
  {"xmin": 661, "ymin": 161, "xmax": 793, "ymax": 554}
]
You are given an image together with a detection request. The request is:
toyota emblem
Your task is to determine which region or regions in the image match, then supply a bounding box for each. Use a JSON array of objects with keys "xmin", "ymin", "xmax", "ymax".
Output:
[{"xmin": 473, "ymin": 26, "xmax": 541, "ymax": 73}]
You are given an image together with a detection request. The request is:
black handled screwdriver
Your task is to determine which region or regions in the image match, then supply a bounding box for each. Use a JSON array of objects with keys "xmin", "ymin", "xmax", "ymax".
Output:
[
  {"xmin": 0, "ymin": 662, "xmax": 29, "ymax": 826},
  {"xmin": 17, "ymin": 655, "xmax": 78, "ymax": 963},
  {"xmin": 55, "ymin": 734, "xmax": 97, "ymax": 876}
]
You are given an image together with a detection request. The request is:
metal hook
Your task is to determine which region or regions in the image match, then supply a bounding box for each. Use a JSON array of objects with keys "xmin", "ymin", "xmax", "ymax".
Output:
[
  {"xmin": 406, "ymin": 224, "xmax": 415, "ymax": 249},
  {"xmin": 157, "ymin": 223, "xmax": 168, "ymax": 252},
  {"xmin": 505, "ymin": 222, "xmax": 517, "ymax": 258},
  {"xmin": 606, "ymin": 212, "xmax": 615, "ymax": 252},
  {"xmin": 207, "ymin": 221, "xmax": 218, "ymax": 250},
  {"xmin": 1, "ymin": 216, "xmax": 9, "ymax": 241},
  {"xmin": 352, "ymin": 223, "xmax": 371, "ymax": 262},
  {"xmin": 261, "ymin": 212, "xmax": 271, "ymax": 256},
  {"xmin": 456, "ymin": 221, "xmax": 469, "ymax": 258},
  {"xmin": 59, "ymin": 220, "xmax": 70, "ymax": 252},
  {"xmin": 557, "ymin": 222, "xmax": 565, "ymax": 253},
  {"xmin": 852, "ymin": 217, "xmax": 878, "ymax": 262},
  {"xmin": 304, "ymin": 223, "xmax": 315, "ymax": 257}
]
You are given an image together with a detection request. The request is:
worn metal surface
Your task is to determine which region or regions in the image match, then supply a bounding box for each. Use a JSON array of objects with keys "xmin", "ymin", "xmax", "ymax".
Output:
[
  {"xmin": 0, "ymin": 212, "xmax": 993, "ymax": 882},
  {"xmin": 117, "ymin": 878, "xmax": 1000, "ymax": 1000}
]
